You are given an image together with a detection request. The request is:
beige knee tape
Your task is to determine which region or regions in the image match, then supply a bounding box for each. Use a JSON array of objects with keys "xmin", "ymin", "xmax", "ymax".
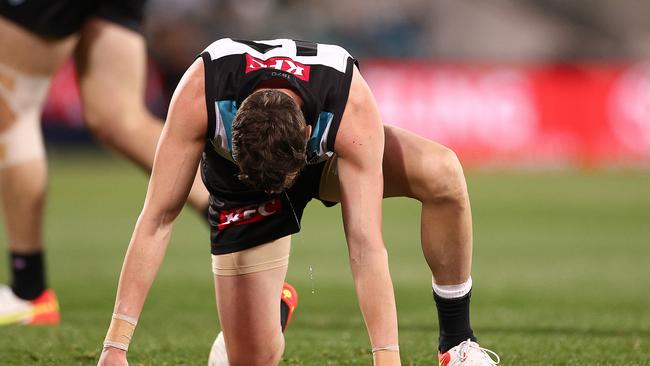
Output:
[
  {"xmin": 318, "ymin": 154, "xmax": 341, "ymax": 203},
  {"xmin": 212, "ymin": 236, "xmax": 291, "ymax": 276},
  {"xmin": 0, "ymin": 63, "xmax": 49, "ymax": 169},
  {"xmin": 103, "ymin": 313, "xmax": 138, "ymax": 351}
]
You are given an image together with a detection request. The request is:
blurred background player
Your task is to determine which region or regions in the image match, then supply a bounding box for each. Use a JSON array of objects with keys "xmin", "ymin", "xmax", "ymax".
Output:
[{"xmin": 0, "ymin": 0, "xmax": 210, "ymax": 325}]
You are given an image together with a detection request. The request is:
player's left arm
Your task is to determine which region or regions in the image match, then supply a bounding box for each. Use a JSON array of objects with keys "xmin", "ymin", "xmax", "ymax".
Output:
[{"xmin": 335, "ymin": 66, "xmax": 399, "ymax": 354}]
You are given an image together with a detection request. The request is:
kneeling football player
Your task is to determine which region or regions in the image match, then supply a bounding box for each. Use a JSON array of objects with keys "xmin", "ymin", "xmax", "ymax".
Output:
[{"xmin": 98, "ymin": 38, "xmax": 499, "ymax": 366}]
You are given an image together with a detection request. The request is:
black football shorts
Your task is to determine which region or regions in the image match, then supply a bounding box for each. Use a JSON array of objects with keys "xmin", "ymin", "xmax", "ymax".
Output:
[
  {"xmin": 202, "ymin": 150, "xmax": 338, "ymax": 255},
  {"xmin": 0, "ymin": 0, "xmax": 147, "ymax": 38}
]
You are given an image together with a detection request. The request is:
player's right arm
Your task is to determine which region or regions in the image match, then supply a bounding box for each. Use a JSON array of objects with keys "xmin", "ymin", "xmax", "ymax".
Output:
[{"xmin": 97, "ymin": 58, "xmax": 208, "ymax": 366}]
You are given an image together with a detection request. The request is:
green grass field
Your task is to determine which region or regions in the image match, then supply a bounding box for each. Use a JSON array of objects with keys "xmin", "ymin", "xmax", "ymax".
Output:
[{"xmin": 1, "ymin": 151, "xmax": 649, "ymax": 365}]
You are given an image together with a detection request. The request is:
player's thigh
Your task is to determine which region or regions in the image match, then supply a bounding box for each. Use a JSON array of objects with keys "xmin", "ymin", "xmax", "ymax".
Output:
[
  {"xmin": 74, "ymin": 18, "xmax": 147, "ymax": 123},
  {"xmin": 318, "ymin": 125, "xmax": 459, "ymax": 201},
  {"xmin": 0, "ymin": 18, "xmax": 74, "ymax": 169},
  {"xmin": 0, "ymin": 16, "xmax": 75, "ymax": 137},
  {"xmin": 212, "ymin": 236, "xmax": 291, "ymax": 277},
  {"xmin": 0, "ymin": 16, "xmax": 77, "ymax": 75},
  {"xmin": 213, "ymin": 237, "xmax": 290, "ymax": 355},
  {"xmin": 382, "ymin": 124, "xmax": 461, "ymax": 200},
  {"xmin": 214, "ymin": 266, "xmax": 287, "ymax": 333}
]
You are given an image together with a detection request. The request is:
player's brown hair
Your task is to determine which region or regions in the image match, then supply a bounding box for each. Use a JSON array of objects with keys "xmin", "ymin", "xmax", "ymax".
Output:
[{"xmin": 232, "ymin": 89, "xmax": 308, "ymax": 193}]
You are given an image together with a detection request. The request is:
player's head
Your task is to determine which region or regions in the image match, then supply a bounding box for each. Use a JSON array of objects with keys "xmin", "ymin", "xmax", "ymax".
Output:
[{"xmin": 232, "ymin": 89, "xmax": 308, "ymax": 194}]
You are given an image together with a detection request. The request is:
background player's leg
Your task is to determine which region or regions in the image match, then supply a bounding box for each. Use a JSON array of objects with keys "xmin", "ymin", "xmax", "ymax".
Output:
[
  {"xmin": 73, "ymin": 19, "xmax": 208, "ymax": 212},
  {"xmin": 0, "ymin": 17, "xmax": 75, "ymax": 323},
  {"xmin": 214, "ymin": 266, "xmax": 287, "ymax": 366},
  {"xmin": 0, "ymin": 159, "xmax": 47, "ymax": 268}
]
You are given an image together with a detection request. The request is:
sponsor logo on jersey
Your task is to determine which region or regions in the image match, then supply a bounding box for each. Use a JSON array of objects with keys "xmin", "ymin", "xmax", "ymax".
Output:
[
  {"xmin": 217, "ymin": 198, "xmax": 282, "ymax": 230},
  {"xmin": 245, "ymin": 54, "xmax": 311, "ymax": 81}
]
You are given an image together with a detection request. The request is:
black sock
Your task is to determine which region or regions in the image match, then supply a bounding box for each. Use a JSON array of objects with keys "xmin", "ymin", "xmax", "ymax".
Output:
[
  {"xmin": 434, "ymin": 290, "xmax": 477, "ymax": 353},
  {"xmin": 280, "ymin": 298, "xmax": 290, "ymax": 332},
  {"xmin": 10, "ymin": 252, "xmax": 46, "ymax": 300}
]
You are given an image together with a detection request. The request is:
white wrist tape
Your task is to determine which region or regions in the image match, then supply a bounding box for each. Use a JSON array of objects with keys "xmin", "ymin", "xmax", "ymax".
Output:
[
  {"xmin": 103, "ymin": 313, "xmax": 138, "ymax": 351},
  {"xmin": 372, "ymin": 344, "xmax": 400, "ymax": 353},
  {"xmin": 112, "ymin": 313, "xmax": 138, "ymax": 325}
]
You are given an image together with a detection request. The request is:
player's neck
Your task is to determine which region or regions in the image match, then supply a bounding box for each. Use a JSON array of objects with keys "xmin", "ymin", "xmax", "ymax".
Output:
[
  {"xmin": 275, "ymin": 88, "xmax": 304, "ymax": 108},
  {"xmin": 255, "ymin": 80, "xmax": 303, "ymax": 107}
]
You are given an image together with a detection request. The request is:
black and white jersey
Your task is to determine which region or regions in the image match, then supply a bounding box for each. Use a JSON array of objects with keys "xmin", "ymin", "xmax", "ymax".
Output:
[{"xmin": 199, "ymin": 38, "xmax": 358, "ymax": 164}]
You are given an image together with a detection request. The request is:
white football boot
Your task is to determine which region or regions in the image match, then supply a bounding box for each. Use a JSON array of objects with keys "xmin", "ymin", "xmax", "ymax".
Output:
[
  {"xmin": 208, "ymin": 331, "xmax": 229, "ymax": 366},
  {"xmin": 438, "ymin": 339, "xmax": 500, "ymax": 366},
  {"xmin": 0, "ymin": 284, "xmax": 60, "ymax": 325}
]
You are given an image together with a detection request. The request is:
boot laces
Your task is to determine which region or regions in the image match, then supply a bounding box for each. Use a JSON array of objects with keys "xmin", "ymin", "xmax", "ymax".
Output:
[{"xmin": 458, "ymin": 339, "xmax": 500, "ymax": 364}]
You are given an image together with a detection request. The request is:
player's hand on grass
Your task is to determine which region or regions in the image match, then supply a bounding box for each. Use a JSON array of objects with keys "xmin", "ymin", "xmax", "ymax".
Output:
[{"xmin": 97, "ymin": 347, "xmax": 128, "ymax": 366}]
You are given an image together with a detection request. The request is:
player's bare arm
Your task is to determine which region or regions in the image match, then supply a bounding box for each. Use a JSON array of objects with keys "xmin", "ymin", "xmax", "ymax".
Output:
[
  {"xmin": 98, "ymin": 58, "xmax": 207, "ymax": 365},
  {"xmin": 335, "ymin": 66, "xmax": 401, "ymax": 366}
]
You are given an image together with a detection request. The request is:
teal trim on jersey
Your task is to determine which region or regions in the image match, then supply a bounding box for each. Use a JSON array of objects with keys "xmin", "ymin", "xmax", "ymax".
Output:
[
  {"xmin": 307, "ymin": 111, "xmax": 333, "ymax": 160},
  {"xmin": 217, "ymin": 100, "xmax": 237, "ymax": 151}
]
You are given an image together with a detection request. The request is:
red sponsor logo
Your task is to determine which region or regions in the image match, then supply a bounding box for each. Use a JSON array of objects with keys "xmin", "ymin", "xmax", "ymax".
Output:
[
  {"xmin": 245, "ymin": 54, "xmax": 311, "ymax": 81},
  {"xmin": 217, "ymin": 198, "xmax": 282, "ymax": 230},
  {"xmin": 608, "ymin": 63, "xmax": 650, "ymax": 154}
]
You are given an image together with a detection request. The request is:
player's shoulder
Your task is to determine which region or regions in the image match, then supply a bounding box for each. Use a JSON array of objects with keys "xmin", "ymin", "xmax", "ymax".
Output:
[
  {"xmin": 201, "ymin": 38, "xmax": 238, "ymax": 59},
  {"xmin": 335, "ymin": 66, "xmax": 382, "ymax": 152},
  {"xmin": 162, "ymin": 58, "xmax": 209, "ymax": 138},
  {"xmin": 200, "ymin": 38, "xmax": 353, "ymax": 62},
  {"xmin": 345, "ymin": 65, "xmax": 373, "ymax": 110},
  {"xmin": 201, "ymin": 38, "xmax": 289, "ymax": 60},
  {"xmin": 170, "ymin": 59, "xmax": 207, "ymax": 118},
  {"xmin": 315, "ymin": 42, "xmax": 352, "ymax": 57}
]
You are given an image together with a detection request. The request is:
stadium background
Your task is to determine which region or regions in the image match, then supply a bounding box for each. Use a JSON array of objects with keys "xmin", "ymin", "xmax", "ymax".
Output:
[{"xmin": 2, "ymin": 0, "xmax": 650, "ymax": 364}]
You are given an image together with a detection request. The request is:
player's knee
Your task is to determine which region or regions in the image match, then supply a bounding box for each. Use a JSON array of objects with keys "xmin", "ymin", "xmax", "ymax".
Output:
[
  {"xmin": 83, "ymin": 108, "xmax": 118, "ymax": 142},
  {"xmin": 82, "ymin": 106, "xmax": 139, "ymax": 147},
  {"xmin": 419, "ymin": 147, "xmax": 469, "ymax": 207},
  {"xmin": 0, "ymin": 65, "xmax": 48, "ymax": 169}
]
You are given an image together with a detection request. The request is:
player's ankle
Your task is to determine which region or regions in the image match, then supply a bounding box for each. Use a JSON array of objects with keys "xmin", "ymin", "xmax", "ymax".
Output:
[
  {"xmin": 9, "ymin": 251, "xmax": 47, "ymax": 300},
  {"xmin": 432, "ymin": 277, "xmax": 475, "ymax": 354}
]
